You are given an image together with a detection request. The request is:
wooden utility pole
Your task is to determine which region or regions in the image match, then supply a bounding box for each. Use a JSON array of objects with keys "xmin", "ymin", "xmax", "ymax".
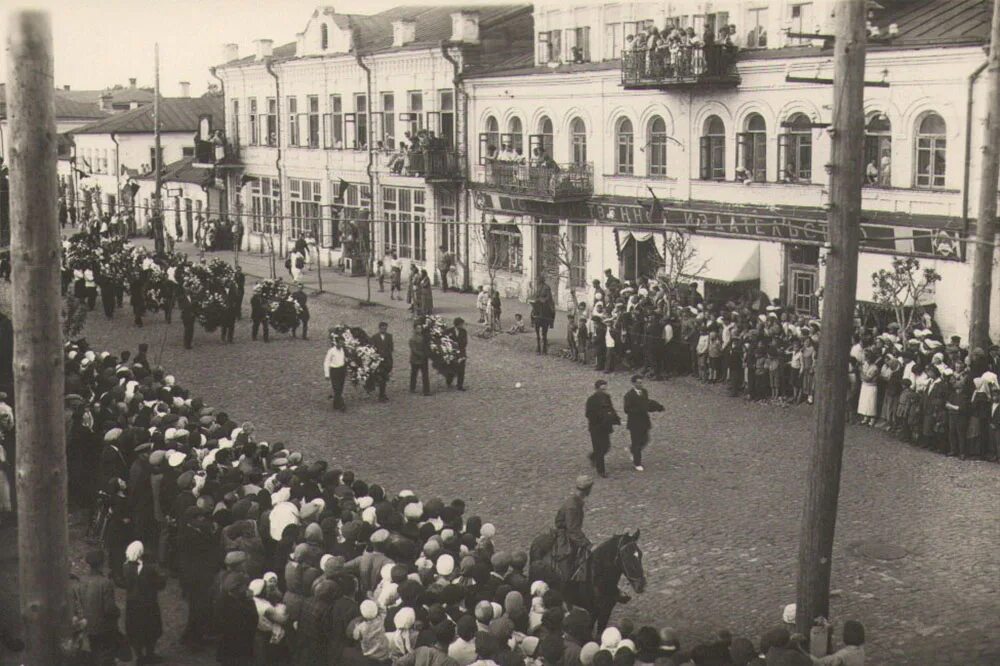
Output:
[
  {"xmin": 153, "ymin": 43, "xmax": 165, "ymax": 254},
  {"xmin": 795, "ymin": 0, "xmax": 866, "ymax": 639},
  {"xmin": 6, "ymin": 11, "xmax": 72, "ymax": 662},
  {"xmin": 970, "ymin": 0, "xmax": 1000, "ymax": 351}
]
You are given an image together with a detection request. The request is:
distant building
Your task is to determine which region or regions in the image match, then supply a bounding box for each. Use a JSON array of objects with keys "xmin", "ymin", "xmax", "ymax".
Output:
[
  {"xmin": 0, "ymin": 84, "xmax": 109, "ymax": 161},
  {"xmin": 64, "ymin": 96, "xmax": 225, "ymax": 238}
]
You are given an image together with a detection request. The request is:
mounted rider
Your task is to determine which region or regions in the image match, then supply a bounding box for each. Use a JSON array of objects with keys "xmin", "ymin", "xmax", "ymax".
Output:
[{"xmin": 552, "ymin": 475, "xmax": 594, "ymax": 583}]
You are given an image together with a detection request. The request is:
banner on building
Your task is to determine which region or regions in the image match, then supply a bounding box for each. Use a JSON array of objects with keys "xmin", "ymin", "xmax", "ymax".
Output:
[{"xmin": 473, "ymin": 191, "xmax": 966, "ymax": 261}]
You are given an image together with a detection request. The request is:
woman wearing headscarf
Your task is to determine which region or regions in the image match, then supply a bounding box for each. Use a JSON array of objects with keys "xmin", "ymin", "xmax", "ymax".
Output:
[
  {"xmin": 122, "ymin": 540, "xmax": 165, "ymax": 664},
  {"xmin": 419, "ymin": 269, "xmax": 434, "ymax": 316}
]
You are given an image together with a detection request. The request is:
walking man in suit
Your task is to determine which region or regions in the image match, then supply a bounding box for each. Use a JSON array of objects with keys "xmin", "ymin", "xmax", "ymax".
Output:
[
  {"xmin": 324, "ymin": 335, "xmax": 348, "ymax": 411},
  {"xmin": 585, "ymin": 379, "xmax": 620, "ymax": 478},
  {"xmin": 250, "ymin": 286, "xmax": 269, "ymax": 343},
  {"xmin": 409, "ymin": 322, "xmax": 431, "ymax": 396},
  {"xmin": 370, "ymin": 322, "xmax": 394, "ymax": 401},
  {"xmin": 446, "ymin": 317, "xmax": 468, "ymax": 391},
  {"xmin": 623, "ymin": 375, "xmax": 665, "ymax": 472}
]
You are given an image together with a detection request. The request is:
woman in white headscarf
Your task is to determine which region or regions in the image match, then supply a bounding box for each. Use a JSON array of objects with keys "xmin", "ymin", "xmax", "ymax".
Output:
[{"xmin": 122, "ymin": 540, "xmax": 166, "ymax": 663}]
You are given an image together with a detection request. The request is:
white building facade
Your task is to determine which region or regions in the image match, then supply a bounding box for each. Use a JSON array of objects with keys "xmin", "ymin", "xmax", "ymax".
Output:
[
  {"xmin": 215, "ymin": 5, "xmax": 531, "ymax": 277},
  {"xmin": 465, "ymin": 0, "xmax": 1000, "ymax": 340}
]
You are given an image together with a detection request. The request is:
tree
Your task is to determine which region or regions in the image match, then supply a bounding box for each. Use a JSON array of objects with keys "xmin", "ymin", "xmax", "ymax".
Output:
[
  {"xmin": 541, "ymin": 228, "xmax": 587, "ymax": 309},
  {"xmin": 472, "ymin": 216, "xmax": 509, "ymax": 292},
  {"xmin": 871, "ymin": 257, "xmax": 941, "ymax": 340},
  {"xmin": 658, "ymin": 229, "xmax": 708, "ymax": 301}
]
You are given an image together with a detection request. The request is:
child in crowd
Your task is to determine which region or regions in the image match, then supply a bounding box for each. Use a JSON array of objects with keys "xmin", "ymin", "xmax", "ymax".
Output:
[
  {"xmin": 575, "ymin": 303, "xmax": 589, "ymax": 364},
  {"xmin": 768, "ymin": 344, "xmax": 783, "ymax": 402},
  {"xmin": 696, "ymin": 326, "xmax": 710, "ymax": 381},
  {"xmin": 566, "ymin": 313, "xmax": 578, "ymax": 359},
  {"xmin": 476, "ymin": 286, "xmax": 489, "ymax": 324},
  {"xmin": 707, "ymin": 330, "xmax": 723, "ymax": 382},
  {"xmin": 789, "ymin": 338, "xmax": 803, "ymax": 404},
  {"xmin": 895, "ymin": 378, "xmax": 919, "ymax": 442},
  {"xmin": 508, "ymin": 313, "xmax": 526, "ymax": 335}
]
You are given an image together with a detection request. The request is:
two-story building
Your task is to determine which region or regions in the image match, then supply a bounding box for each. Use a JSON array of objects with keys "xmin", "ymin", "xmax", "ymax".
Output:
[
  {"xmin": 214, "ymin": 4, "xmax": 531, "ymax": 276},
  {"xmin": 65, "ymin": 96, "xmax": 225, "ymax": 237},
  {"xmin": 465, "ymin": 0, "xmax": 1000, "ymax": 339}
]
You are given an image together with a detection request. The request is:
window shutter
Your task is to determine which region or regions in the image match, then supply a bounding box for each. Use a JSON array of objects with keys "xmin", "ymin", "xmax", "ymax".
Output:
[
  {"xmin": 369, "ymin": 112, "xmax": 383, "ymax": 147},
  {"xmin": 699, "ymin": 136, "xmax": 710, "ymax": 180},
  {"xmin": 777, "ymin": 134, "xmax": 790, "ymax": 182},
  {"xmin": 322, "ymin": 114, "xmax": 331, "ymax": 148},
  {"xmin": 479, "ymin": 133, "xmax": 489, "ymax": 165},
  {"xmin": 753, "ymin": 134, "xmax": 767, "ymax": 181},
  {"xmin": 298, "ymin": 113, "xmax": 308, "ymax": 147},
  {"xmin": 345, "ymin": 113, "xmax": 356, "ymax": 149},
  {"xmin": 736, "ymin": 132, "xmax": 748, "ymax": 174}
]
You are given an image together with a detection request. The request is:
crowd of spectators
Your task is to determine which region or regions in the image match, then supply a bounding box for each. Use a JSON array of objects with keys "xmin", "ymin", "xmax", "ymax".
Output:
[
  {"xmin": 561, "ymin": 271, "xmax": 1000, "ymax": 463},
  {"xmin": 626, "ymin": 22, "xmax": 739, "ymax": 80},
  {"xmin": 0, "ymin": 335, "xmax": 876, "ymax": 664}
]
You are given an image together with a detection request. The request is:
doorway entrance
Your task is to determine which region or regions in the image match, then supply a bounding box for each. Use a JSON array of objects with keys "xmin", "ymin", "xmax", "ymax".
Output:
[
  {"xmin": 786, "ymin": 244, "xmax": 819, "ymax": 316},
  {"xmin": 620, "ymin": 232, "xmax": 664, "ymax": 282}
]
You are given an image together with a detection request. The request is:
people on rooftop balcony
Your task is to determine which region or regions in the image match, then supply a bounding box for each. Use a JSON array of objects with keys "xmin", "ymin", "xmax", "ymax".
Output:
[{"xmin": 627, "ymin": 21, "xmax": 738, "ymax": 81}]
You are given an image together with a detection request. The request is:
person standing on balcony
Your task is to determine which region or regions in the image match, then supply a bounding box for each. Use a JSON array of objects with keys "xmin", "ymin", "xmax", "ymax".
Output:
[{"xmin": 438, "ymin": 245, "xmax": 454, "ymax": 293}]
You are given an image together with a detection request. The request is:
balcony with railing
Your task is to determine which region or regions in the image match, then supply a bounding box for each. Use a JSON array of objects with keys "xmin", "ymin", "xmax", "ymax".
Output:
[
  {"xmin": 380, "ymin": 149, "xmax": 466, "ymax": 182},
  {"xmin": 476, "ymin": 160, "xmax": 593, "ymax": 202},
  {"xmin": 622, "ymin": 44, "xmax": 739, "ymax": 89}
]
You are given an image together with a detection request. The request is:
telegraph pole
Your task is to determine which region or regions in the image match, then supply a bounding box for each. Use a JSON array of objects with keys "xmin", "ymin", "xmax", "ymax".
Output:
[
  {"xmin": 970, "ymin": 0, "xmax": 1000, "ymax": 351},
  {"xmin": 795, "ymin": 0, "xmax": 866, "ymax": 639},
  {"xmin": 153, "ymin": 43, "xmax": 165, "ymax": 254},
  {"xmin": 6, "ymin": 11, "xmax": 72, "ymax": 661}
]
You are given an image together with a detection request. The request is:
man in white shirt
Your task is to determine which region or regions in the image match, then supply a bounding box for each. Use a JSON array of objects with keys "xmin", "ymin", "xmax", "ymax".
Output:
[{"xmin": 323, "ymin": 337, "xmax": 348, "ymax": 411}]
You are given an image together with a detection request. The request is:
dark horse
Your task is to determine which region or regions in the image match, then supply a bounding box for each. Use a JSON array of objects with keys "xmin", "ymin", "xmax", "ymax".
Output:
[
  {"xmin": 529, "ymin": 530, "xmax": 646, "ymax": 635},
  {"xmin": 530, "ymin": 290, "xmax": 556, "ymax": 354}
]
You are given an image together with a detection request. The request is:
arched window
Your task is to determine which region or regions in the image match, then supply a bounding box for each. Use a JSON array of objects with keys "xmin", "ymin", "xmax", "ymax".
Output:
[
  {"xmin": 480, "ymin": 116, "xmax": 500, "ymax": 163},
  {"xmin": 915, "ymin": 112, "xmax": 946, "ymax": 189},
  {"xmin": 320, "ymin": 23, "xmax": 329, "ymax": 50},
  {"xmin": 647, "ymin": 116, "xmax": 668, "ymax": 177},
  {"xmin": 863, "ymin": 113, "xmax": 892, "ymax": 187},
  {"xmin": 737, "ymin": 113, "xmax": 766, "ymax": 182},
  {"xmin": 616, "ymin": 117, "xmax": 634, "ymax": 175},
  {"xmin": 533, "ymin": 116, "xmax": 554, "ymax": 159},
  {"xmin": 700, "ymin": 115, "xmax": 726, "ymax": 180},
  {"xmin": 571, "ymin": 117, "xmax": 587, "ymax": 165},
  {"xmin": 779, "ymin": 113, "xmax": 812, "ymax": 183},
  {"xmin": 504, "ymin": 117, "xmax": 524, "ymax": 157}
]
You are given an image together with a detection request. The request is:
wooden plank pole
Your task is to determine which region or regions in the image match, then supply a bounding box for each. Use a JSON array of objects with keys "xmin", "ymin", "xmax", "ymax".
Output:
[
  {"xmin": 6, "ymin": 10, "xmax": 72, "ymax": 663},
  {"xmin": 795, "ymin": 0, "xmax": 866, "ymax": 639},
  {"xmin": 969, "ymin": 0, "xmax": 1000, "ymax": 350}
]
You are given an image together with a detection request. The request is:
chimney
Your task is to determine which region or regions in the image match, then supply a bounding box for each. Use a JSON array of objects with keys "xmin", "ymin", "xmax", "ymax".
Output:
[
  {"xmin": 129, "ymin": 77, "xmax": 137, "ymax": 89},
  {"xmin": 450, "ymin": 11, "xmax": 480, "ymax": 44},
  {"xmin": 179, "ymin": 81, "xmax": 191, "ymax": 98},
  {"xmin": 221, "ymin": 43, "xmax": 239, "ymax": 62},
  {"xmin": 100, "ymin": 93, "xmax": 113, "ymax": 111},
  {"xmin": 254, "ymin": 38, "xmax": 274, "ymax": 61},
  {"xmin": 63, "ymin": 85, "xmax": 70, "ymax": 91},
  {"xmin": 392, "ymin": 19, "xmax": 417, "ymax": 47},
  {"xmin": 296, "ymin": 31, "xmax": 306, "ymax": 53}
]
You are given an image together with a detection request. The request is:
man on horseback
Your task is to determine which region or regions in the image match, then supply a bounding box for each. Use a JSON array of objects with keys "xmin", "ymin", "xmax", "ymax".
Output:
[{"xmin": 552, "ymin": 475, "xmax": 594, "ymax": 583}]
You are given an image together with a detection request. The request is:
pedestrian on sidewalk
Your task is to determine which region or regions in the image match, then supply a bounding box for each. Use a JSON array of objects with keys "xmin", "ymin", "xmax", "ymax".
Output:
[
  {"xmin": 438, "ymin": 245, "xmax": 454, "ymax": 292},
  {"xmin": 419, "ymin": 269, "xmax": 434, "ymax": 316},
  {"xmin": 409, "ymin": 321, "xmax": 431, "ymax": 396},
  {"xmin": 406, "ymin": 264, "xmax": 419, "ymax": 312},
  {"xmin": 324, "ymin": 335, "xmax": 348, "ymax": 411},
  {"xmin": 476, "ymin": 286, "xmax": 489, "ymax": 324},
  {"xmin": 389, "ymin": 251, "xmax": 402, "ymax": 301}
]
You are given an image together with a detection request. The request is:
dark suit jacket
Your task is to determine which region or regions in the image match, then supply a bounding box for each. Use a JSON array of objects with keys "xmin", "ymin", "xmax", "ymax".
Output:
[
  {"xmin": 371, "ymin": 332, "xmax": 394, "ymax": 370},
  {"xmin": 450, "ymin": 327, "xmax": 468, "ymax": 359},
  {"xmin": 623, "ymin": 387, "xmax": 664, "ymax": 432},
  {"xmin": 409, "ymin": 334, "xmax": 429, "ymax": 365},
  {"xmin": 585, "ymin": 391, "xmax": 620, "ymax": 434}
]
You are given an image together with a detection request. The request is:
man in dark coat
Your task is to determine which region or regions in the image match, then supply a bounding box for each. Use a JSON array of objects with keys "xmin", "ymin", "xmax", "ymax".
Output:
[
  {"xmin": 552, "ymin": 475, "xmax": 593, "ymax": 584},
  {"xmin": 220, "ymin": 283, "xmax": 239, "ymax": 344},
  {"xmin": 250, "ymin": 288, "xmax": 269, "ymax": 342},
  {"xmin": 623, "ymin": 374, "xmax": 665, "ymax": 472},
  {"xmin": 409, "ymin": 322, "xmax": 431, "ymax": 396},
  {"xmin": 370, "ymin": 322, "xmax": 394, "ymax": 401},
  {"xmin": 585, "ymin": 379, "xmax": 620, "ymax": 477},
  {"xmin": 129, "ymin": 274, "xmax": 146, "ymax": 327},
  {"xmin": 179, "ymin": 293, "xmax": 196, "ymax": 350},
  {"xmin": 127, "ymin": 450, "xmax": 157, "ymax": 552},
  {"xmin": 75, "ymin": 550, "xmax": 120, "ymax": 666},
  {"xmin": 291, "ymin": 282, "xmax": 309, "ymax": 339},
  {"xmin": 214, "ymin": 573, "xmax": 258, "ymax": 666},
  {"xmin": 234, "ymin": 265, "xmax": 246, "ymax": 320},
  {"xmin": 98, "ymin": 273, "xmax": 116, "ymax": 319},
  {"xmin": 446, "ymin": 317, "xmax": 468, "ymax": 391}
]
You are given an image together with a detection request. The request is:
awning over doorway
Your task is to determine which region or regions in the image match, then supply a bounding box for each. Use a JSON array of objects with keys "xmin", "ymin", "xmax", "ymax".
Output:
[{"xmin": 698, "ymin": 241, "xmax": 760, "ymax": 284}]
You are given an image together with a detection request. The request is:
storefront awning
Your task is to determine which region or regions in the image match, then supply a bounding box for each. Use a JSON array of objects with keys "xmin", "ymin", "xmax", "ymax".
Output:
[{"xmin": 698, "ymin": 242, "xmax": 760, "ymax": 284}]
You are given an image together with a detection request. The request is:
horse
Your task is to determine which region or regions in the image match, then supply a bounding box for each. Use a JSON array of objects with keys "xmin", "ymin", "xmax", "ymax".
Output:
[
  {"xmin": 530, "ymin": 295, "xmax": 555, "ymax": 354},
  {"xmin": 529, "ymin": 530, "xmax": 646, "ymax": 635}
]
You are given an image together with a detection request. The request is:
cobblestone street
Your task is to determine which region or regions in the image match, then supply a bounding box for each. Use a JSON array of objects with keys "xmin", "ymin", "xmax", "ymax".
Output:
[{"xmin": 56, "ymin": 250, "xmax": 1000, "ymax": 666}]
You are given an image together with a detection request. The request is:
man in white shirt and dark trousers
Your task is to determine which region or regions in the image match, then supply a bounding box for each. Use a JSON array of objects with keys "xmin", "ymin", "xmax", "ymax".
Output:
[{"xmin": 324, "ymin": 336, "xmax": 348, "ymax": 411}]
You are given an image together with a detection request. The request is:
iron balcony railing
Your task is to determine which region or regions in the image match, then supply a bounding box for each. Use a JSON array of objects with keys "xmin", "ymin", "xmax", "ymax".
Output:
[
  {"xmin": 479, "ymin": 160, "xmax": 593, "ymax": 200},
  {"xmin": 622, "ymin": 44, "xmax": 739, "ymax": 87},
  {"xmin": 382, "ymin": 149, "xmax": 465, "ymax": 181}
]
